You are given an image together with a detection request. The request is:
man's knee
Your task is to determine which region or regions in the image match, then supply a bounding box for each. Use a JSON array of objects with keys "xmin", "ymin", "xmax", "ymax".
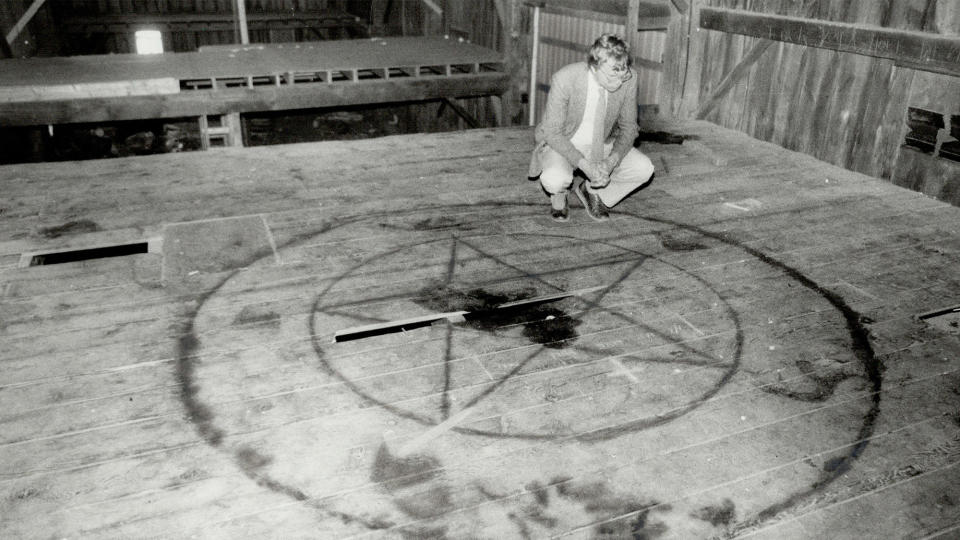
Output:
[
  {"xmin": 618, "ymin": 150, "xmax": 655, "ymax": 183},
  {"xmin": 539, "ymin": 168, "xmax": 574, "ymax": 194}
]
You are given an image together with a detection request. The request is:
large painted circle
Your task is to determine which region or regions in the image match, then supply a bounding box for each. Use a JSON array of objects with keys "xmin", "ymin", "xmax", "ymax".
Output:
[{"xmin": 176, "ymin": 202, "xmax": 881, "ymax": 535}]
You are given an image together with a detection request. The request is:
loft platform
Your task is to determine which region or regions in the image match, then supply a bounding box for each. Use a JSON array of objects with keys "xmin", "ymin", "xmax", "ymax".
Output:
[{"xmin": 0, "ymin": 36, "xmax": 509, "ymax": 127}]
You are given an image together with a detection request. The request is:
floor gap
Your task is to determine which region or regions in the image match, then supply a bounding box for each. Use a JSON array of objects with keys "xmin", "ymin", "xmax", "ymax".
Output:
[{"xmin": 26, "ymin": 242, "xmax": 149, "ymax": 266}]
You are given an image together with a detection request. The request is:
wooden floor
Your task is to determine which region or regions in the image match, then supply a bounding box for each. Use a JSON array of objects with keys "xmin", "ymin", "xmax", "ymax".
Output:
[{"xmin": 1, "ymin": 120, "xmax": 959, "ymax": 539}]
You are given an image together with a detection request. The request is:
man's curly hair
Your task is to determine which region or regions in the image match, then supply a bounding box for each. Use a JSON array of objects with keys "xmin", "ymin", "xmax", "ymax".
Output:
[{"xmin": 587, "ymin": 33, "xmax": 630, "ymax": 67}]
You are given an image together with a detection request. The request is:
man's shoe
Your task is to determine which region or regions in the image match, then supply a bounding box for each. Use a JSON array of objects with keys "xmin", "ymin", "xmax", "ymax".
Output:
[
  {"xmin": 550, "ymin": 192, "xmax": 569, "ymax": 222},
  {"xmin": 576, "ymin": 183, "xmax": 609, "ymax": 222}
]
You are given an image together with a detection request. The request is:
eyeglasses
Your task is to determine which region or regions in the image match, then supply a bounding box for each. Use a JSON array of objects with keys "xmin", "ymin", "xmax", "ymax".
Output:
[{"xmin": 596, "ymin": 63, "xmax": 632, "ymax": 82}]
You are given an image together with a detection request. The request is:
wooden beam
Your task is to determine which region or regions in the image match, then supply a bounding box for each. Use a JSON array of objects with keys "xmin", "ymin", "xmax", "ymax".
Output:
[
  {"xmin": 421, "ymin": 0, "xmax": 443, "ymax": 16},
  {"xmin": 5, "ymin": 0, "xmax": 48, "ymax": 45},
  {"xmin": 440, "ymin": 97, "xmax": 481, "ymax": 128},
  {"xmin": 694, "ymin": 39, "xmax": 774, "ymax": 119},
  {"xmin": 699, "ymin": 7, "xmax": 960, "ymax": 77},
  {"xmin": 62, "ymin": 13, "xmax": 364, "ymax": 34},
  {"xmin": 528, "ymin": 0, "xmax": 671, "ymax": 20},
  {"xmin": 0, "ymin": 73, "xmax": 510, "ymax": 126},
  {"xmin": 694, "ymin": 2, "xmax": 820, "ymax": 120},
  {"xmin": 670, "ymin": 0, "xmax": 688, "ymax": 14}
]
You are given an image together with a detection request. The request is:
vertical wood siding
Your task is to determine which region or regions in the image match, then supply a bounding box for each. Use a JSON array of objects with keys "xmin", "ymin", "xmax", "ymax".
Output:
[
  {"xmin": 533, "ymin": 11, "xmax": 665, "ymax": 124},
  {"xmin": 675, "ymin": 0, "xmax": 960, "ymax": 205}
]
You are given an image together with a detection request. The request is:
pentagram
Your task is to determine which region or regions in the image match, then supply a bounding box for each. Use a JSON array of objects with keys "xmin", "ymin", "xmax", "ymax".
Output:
[
  {"xmin": 309, "ymin": 231, "xmax": 742, "ymax": 441},
  {"xmin": 178, "ymin": 202, "xmax": 880, "ymax": 536}
]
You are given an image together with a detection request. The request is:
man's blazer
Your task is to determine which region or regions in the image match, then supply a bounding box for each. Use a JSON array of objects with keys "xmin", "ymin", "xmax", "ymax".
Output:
[{"xmin": 528, "ymin": 61, "xmax": 639, "ymax": 178}]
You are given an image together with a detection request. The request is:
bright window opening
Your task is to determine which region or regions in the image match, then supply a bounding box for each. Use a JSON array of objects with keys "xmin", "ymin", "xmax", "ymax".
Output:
[{"xmin": 135, "ymin": 30, "xmax": 163, "ymax": 55}]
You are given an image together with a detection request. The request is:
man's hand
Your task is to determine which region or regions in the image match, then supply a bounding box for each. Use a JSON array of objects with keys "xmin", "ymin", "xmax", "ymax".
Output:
[
  {"xmin": 589, "ymin": 173, "xmax": 611, "ymax": 189},
  {"xmin": 592, "ymin": 156, "xmax": 619, "ymax": 189},
  {"xmin": 602, "ymin": 154, "xmax": 620, "ymax": 176},
  {"xmin": 577, "ymin": 157, "xmax": 610, "ymax": 187}
]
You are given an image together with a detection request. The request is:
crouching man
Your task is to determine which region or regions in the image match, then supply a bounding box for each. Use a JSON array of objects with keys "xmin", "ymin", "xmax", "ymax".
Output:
[{"xmin": 529, "ymin": 33, "xmax": 655, "ymax": 222}]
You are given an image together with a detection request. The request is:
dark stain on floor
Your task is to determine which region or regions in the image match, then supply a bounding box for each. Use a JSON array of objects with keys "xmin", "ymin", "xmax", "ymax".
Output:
[
  {"xmin": 411, "ymin": 216, "xmax": 474, "ymax": 231},
  {"xmin": 38, "ymin": 219, "xmax": 100, "ymax": 238},
  {"xmin": 692, "ymin": 498, "xmax": 736, "ymax": 526},
  {"xmin": 635, "ymin": 131, "xmax": 693, "ymax": 145},
  {"xmin": 546, "ymin": 477, "xmax": 669, "ymax": 539},
  {"xmin": 233, "ymin": 305, "xmax": 281, "ymax": 326},
  {"xmin": 399, "ymin": 524, "xmax": 449, "ymax": 540},
  {"xmin": 657, "ymin": 232, "xmax": 708, "ymax": 252},
  {"xmin": 371, "ymin": 443, "xmax": 443, "ymax": 490},
  {"xmin": 236, "ymin": 445, "xmax": 272, "ymax": 470},
  {"xmin": 414, "ymin": 283, "xmax": 581, "ymax": 348},
  {"xmin": 762, "ymin": 359, "xmax": 860, "ymax": 402}
]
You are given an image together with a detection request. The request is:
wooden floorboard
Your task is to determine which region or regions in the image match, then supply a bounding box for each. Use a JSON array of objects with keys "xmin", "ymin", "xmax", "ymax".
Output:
[{"xmin": 2, "ymin": 120, "xmax": 959, "ymax": 539}]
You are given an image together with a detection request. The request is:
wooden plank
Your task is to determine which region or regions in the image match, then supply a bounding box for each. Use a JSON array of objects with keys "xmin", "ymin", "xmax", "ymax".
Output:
[
  {"xmin": 0, "ymin": 73, "xmax": 510, "ymax": 126},
  {"xmin": 0, "ymin": 78, "xmax": 180, "ymax": 102},
  {"xmin": 659, "ymin": 3, "xmax": 687, "ymax": 117},
  {"xmin": 699, "ymin": 6, "xmax": 960, "ymax": 77},
  {"xmin": 695, "ymin": 38, "xmax": 773, "ymax": 119},
  {"xmin": 532, "ymin": 0, "xmax": 671, "ymax": 19},
  {"xmin": 3, "ymin": 121, "xmax": 960, "ymax": 538},
  {"xmin": 698, "ymin": 0, "xmax": 825, "ymax": 125},
  {"xmin": 0, "ymin": 37, "xmax": 504, "ymax": 87},
  {"xmin": 676, "ymin": 0, "xmax": 704, "ymax": 119},
  {"xmin": 61, "ymin": 12, "xmax": 366, "ymax": 34}
]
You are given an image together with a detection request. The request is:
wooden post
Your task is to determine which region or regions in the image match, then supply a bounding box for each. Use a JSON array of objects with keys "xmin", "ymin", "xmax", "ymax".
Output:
[
  {"xmin": 226, "ymin": 112, "xmax": 243, "ymax": 147},
  {"xmin": 528, "ymin": 2, "xmax": 542, "ymax": 126},
  {"xmin": 626, "ymin": 0, "xmax": 640, "ymax": 51},
  {"xmin": 626, "ymin": 0, "xmax": 640, "ymax": 103},
  {"xmin": 441, "ymin": 0, "xmax": 449, "ymax": 35},
  {"xmin": 494, "ymin": 0, "xmax": 518, "ymax": 126},
  {"xmin": 236, "ymin": 0, "xmax": 249, "ymax": 44},
  {"xmin": 665, "ymin": 0, "xmax": 703, "ymax": 119}
]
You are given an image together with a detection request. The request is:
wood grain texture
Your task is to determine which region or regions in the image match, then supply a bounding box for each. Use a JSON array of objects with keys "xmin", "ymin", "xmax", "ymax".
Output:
[
  {"xmin": 700, "ymin": 6, "xmax": 960, "ymax": 77},
  {"xmin": 663, "ymin": 0, "xmax": 959, "ymax": 204},
  {"xmin": 1, "ymin": 122, "xmax": 960, "ymax": 538}
]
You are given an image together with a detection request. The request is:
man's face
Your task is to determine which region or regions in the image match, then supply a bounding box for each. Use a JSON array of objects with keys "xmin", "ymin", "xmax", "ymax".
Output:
[{"xmin": 592, "ymin": 57, "xmax": 631, "ymax": 92}]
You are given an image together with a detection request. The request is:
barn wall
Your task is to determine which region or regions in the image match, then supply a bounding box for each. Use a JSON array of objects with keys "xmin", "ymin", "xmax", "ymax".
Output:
[
  {"xmin": 663, "ymin": 0, "xmax": 960, "ymax": 206},
  {"xmin": 531, "ymin": 11, "xmax": 665, "ymax": 124},
  {"xmin": 52, "ymin": 0, "xmax": 366, "ymax": 54}
]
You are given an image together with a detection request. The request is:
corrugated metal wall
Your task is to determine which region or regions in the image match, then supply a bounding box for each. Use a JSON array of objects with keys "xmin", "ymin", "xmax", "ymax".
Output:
[{"xmin": 533, "ymin": 11, "xmax": 665, "ymax": 123}]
